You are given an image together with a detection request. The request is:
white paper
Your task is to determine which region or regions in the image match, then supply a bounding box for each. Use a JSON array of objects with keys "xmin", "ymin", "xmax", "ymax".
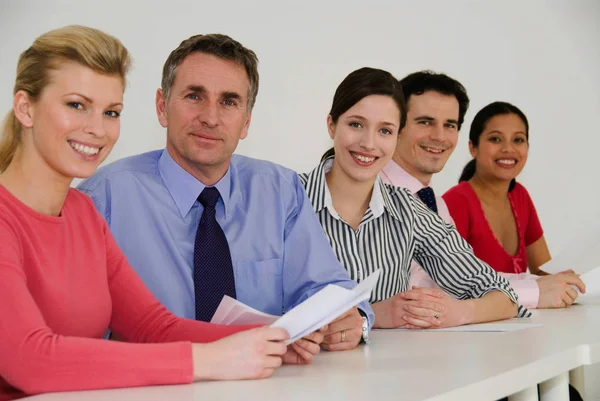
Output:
[
  {"xmin": 210, "ymin": 270, "xmax": 380, "ymax": 344},
  {"xmin": 211, "ymin": 296, "xmax": 279, "ymax": 326},
  {"xmin": 538, "ymin": 226, "xmax": 600, "ymax": 274},
  {"xmin": 378, "ymin": 320, "xmax": 542, "ymax": 332},
  {"xmin": 210, "ymin": 296, "xmax": 236, "ymax": 324},
  {"xmin": 576, "ymin": 265, "xmax": 600, "ymax": 300},
  {"xmin": 271, "ymin": 270, "xmax": 380, "ymax": 344}
]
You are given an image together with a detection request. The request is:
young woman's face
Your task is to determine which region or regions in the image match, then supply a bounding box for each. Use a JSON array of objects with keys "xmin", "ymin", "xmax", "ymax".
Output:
[
  {"xmin": 470, "ymin": 113, "xmax": 529, "ymax": 182},
  {"xmin": 328, "ymin": 94, "xmax": 400, "ymax": 183},
  {"xmin": 19, "ymin": 61, "xmax": 124, "ymax": 180}
]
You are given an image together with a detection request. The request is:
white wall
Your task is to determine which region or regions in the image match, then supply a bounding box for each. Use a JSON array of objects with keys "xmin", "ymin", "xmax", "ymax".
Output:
[
  {"xmin": 1, "ymin": 0, "xmax": 599, "ymax": 256},
  {"xmin": 1, "ymin": 0, "xmax": 600, "ymax": 398}
]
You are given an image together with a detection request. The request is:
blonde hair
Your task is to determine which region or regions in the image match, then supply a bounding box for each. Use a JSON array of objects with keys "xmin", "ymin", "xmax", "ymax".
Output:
[{"xmin": 0, "ymin": 25, "xmax": 130, "ymax": 172}]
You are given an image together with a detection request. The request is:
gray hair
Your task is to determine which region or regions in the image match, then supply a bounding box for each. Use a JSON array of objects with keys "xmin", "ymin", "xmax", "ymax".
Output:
[{"xmin": 161, "ymin": 33, "xmax": 259, "ymax": 111}]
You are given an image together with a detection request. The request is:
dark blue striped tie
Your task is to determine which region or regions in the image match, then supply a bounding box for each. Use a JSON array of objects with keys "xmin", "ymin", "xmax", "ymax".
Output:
[
  {"xmin": 417, "ymin": 187, "xmax": 438, "ymax": 214},
  {"xmin": 193, "ymin": 187, "xmax": 236, "ymax": 322}
]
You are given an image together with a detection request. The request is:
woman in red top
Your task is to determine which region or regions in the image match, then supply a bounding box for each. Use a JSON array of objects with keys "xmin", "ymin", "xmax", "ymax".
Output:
[
  {"xmin": 443, "ymin": 102, "xmax": 558, "ymax": 278},
  {"xmin": 443, "ymin": 98, "xmax": 585, "ymax": 401},
  {"xmin": 443, "ymin": 102, "xmax": 585, "ymax": 399},
  {"xmin": 0, "ymin": 26, "xmax": 319, "ymax": 400}
]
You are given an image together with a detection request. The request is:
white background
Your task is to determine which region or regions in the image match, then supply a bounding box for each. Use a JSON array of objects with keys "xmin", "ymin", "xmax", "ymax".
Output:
[
  {"xmin": 1, "ymin": 1, "xmax": 599, "ymax": 255},
  {"xmin": 1, "ymin": 0, "xmax": 599, "ymax": 397}
]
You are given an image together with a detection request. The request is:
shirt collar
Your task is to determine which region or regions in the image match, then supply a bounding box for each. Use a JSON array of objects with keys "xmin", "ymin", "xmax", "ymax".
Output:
[
  {"xmin": 158, "ymin": 149, "xmax": 232, "ymax": 218},
  {"xmin": 381, "ymin": 160, "xmax": 430, "ymax": 194},
  {"xmin": 303, "ymin": 156, "xmax": 400, "ymax": 221}
]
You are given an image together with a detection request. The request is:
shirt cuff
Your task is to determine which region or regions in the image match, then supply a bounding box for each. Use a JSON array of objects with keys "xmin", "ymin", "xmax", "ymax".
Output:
[
  {"xmin": 357, "ymin": 300, "xmax": 375, "ymax": 331},
  {"xmin": 501, "ymin": 272, "xmax": 539, "ymax": 281},
  {"xmin": 506, "ymin": 278, "xmax": 540, "ymax": 309}
]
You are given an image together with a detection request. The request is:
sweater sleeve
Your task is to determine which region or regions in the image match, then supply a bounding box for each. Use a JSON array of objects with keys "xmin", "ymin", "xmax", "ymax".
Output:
[{"xmin": 0, "ymin": 215, "xmax": 252, "ymax": 397}]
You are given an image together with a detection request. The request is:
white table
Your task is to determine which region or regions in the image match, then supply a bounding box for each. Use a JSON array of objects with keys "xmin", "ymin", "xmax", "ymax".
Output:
[{"xmin": 26, "ymin": 303, "xmax": 600, "ymax": 401}]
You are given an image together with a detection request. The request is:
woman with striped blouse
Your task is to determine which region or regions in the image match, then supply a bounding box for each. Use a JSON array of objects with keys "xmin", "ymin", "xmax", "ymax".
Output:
[{"xmin": 299, "ymin": 67, "xmax": 529, "ymax": 330}]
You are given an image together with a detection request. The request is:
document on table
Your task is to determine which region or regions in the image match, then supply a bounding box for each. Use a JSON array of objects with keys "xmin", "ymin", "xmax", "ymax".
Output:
[
  {"xmin": 377, "ymin": 319, "xmax": 542, "ymax": 332},
  {"xmin": 211, "ymin": 270, "xmax": 381, "ymax": 345}
]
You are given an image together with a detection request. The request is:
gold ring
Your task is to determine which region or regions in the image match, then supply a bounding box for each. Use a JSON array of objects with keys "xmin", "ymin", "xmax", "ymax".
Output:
[{"xmin": 340, "ymin": 330, "xmax": 346, "ymax": 342}]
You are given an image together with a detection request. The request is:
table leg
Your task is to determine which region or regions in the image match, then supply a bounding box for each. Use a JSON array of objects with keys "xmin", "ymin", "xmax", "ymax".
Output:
[
  {"xmin": 539, "ymin": 371, "xmax": 569, "ymax": 401},
  {"xmin": 508, "ymin": 385, "xmax": 538, "ymax": 401},
  {"xmin": 569, "ymin": 366, "xmax": 585, "ymax": 399}
]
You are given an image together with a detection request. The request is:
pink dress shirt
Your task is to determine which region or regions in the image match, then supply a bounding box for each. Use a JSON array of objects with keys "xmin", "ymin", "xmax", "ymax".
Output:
[{"xmin": 380, "ymin": 161, "xmax": 540, "ymax": 308}]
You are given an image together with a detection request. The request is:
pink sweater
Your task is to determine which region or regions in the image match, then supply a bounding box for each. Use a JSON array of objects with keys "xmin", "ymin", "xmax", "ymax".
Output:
[{"xmin": 0, "ymin": 185, "xmax": 252, "ymax": 400}]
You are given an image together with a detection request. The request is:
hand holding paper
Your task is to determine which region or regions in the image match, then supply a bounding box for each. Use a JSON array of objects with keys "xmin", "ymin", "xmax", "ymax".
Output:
[
  {"xmin": 574, "ymin": 266, "xmax": 600, "ymax": 302},
  {"xmin": 211, "ymin": 270, "xmax": 380, "ymax": 345},
  {"xmin": 282, "ymin": 329, "xmax": 325, "ymax": 364},
  {"xmin": 270, "ymin": 269, "xmax": 379, "ymax": 344}
]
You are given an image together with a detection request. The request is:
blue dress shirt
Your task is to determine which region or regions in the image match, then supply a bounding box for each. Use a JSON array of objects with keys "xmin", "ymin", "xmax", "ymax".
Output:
[{"xmin": 78, "ymin": 149, "xmax": 373, "ymax": 328}]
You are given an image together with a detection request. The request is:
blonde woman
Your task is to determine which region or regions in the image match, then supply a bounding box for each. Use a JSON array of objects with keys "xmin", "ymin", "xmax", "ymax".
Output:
[{"xmin": 0, "ymin": 26, "xmax": 312, "ymax": 400}]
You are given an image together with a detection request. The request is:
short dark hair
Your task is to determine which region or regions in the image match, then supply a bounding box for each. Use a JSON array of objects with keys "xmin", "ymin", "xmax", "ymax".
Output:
[
  {"xmin": 161, "ymin": 33, "xmax": 259, "ymax": 110},
  {"xmin": 459, "ymin": 101, "xmax": 529, "ymax": 191},
  {"xmin": 400, "ymin": 70, "xmax": 470, "ymax": 130},
  {"xmin": 322, "ymin": 67, "xmax": 406, "ymax": 161}
]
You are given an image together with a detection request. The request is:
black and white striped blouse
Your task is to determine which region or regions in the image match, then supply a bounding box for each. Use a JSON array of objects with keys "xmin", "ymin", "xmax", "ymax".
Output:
[{"xmin": 299, "ymin": 157, "xmax": 529, "ymax": 318}]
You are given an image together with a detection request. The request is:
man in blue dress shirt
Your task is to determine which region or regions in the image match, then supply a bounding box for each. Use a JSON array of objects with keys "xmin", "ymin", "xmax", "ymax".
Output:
[{"xmin": 78, "ymin": 33, "xmax": 372, "ymax": 353}]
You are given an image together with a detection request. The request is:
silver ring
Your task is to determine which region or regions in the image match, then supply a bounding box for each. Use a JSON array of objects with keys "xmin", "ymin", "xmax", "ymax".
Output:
[
  {"xmin": 434, "ymin": 312, "xmax": 440, "ymax": 319},
  {"xmin": 340, "ymin": 330, "xmax": 346, "ymax": 342}
]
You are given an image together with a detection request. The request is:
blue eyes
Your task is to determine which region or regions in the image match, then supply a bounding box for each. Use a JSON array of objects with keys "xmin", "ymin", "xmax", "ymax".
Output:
[
  {"xmin": 185, "ymin": 94, "xmax": 238, "ymax": 107},
  {"xmin": 67, "ymin": 102, "xmax": 120, "ymax": 118}
]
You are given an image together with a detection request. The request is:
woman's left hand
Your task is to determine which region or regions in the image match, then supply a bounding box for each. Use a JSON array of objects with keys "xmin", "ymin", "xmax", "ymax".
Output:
[{"xmin": 398, "ymin": 287, "xmax": 472, "ymax": 329}]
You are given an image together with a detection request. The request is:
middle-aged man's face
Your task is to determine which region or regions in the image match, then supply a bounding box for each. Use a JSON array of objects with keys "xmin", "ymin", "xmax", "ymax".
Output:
[
  {"xmin": 156, "ymin": 52, "xmax": 251, "ymax": 183},
  {"xmin": 393, "ymin": 90, "xmax": 459, "ymax": 185}
]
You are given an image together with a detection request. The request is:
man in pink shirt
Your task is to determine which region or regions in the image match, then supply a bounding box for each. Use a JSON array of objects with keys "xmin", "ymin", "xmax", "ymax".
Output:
[{"xmin": 381, "ymin": 70, "xmax": 584, "ymax": 309}]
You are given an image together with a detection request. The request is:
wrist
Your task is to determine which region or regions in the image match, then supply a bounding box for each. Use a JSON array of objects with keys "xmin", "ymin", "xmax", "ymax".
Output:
[
  {"xmin": 459, "ymin": 300, "xmax": 476, "ymax": 325},
  {"xmin": 370, "ymin": 302, "xmax": 385, "ymax": 329},
  {"xmin": 191, "ymin": 343, "xmax": 214, "ymax": 381}
]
